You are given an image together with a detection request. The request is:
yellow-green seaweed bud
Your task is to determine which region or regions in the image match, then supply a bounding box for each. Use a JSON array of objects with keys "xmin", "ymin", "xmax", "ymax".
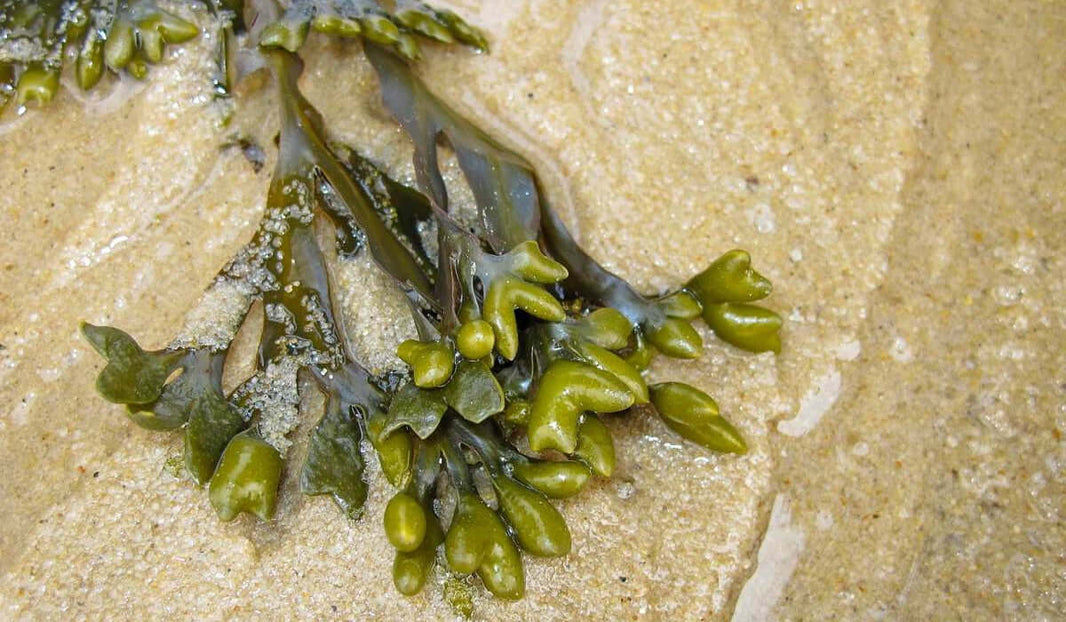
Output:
[
  {"xmin": 649, "ymin": 382, "xmax": 747, "ymax": 454},
  {"xmin": 104, "ymin": 19, "xmax": 135, "ymax": 70},
  {"xmin": 393, "ymin": 549, "xmax": 429, "ymax": 595},
  {"xmin": 527, "ymin": 361, "xmax": 634, "ymax": 454},
  {"xmin": 574, "ymin": 415, "xmax": 614, "ymax": 477},
  {"xmin": 367, "ymin": 413, "xmax": 412, "ymax": 488},
  {"xmin": 581, "ymin": 307, "xmax": 633, "ymax": 350},
  {"xmin": 393, "ymin": 513, "xmax": 443, "ymax": 595},
  {"xmin": 483, "ymin": 276, "xmax": 565, "ymax": 360},
  {"xmin": 397, "ymin": 339, "xmax": 455, "ymax": 388},
  {"xmin": 76, "ymin": 35, "xmax": 106, "ymax": 91},
  {"xmin": 138, "ymin": 25, "xmax": 165, "ymax": 63},
  {"xmin": 395, "ymin": 8, "xmax": 455, "ymax": 43},
  {"xmin": 478, "ymin": 534, "xmax": 524, "ymax": 600},
  {"xmin": 384, "ymin": 492, "xmax": 428, "ymax": 552},
  {"xmin": 15, "ymin": 66, "xmax": 59, "ymax": 107},
  {"xmin": 259, "ymin": 18, "xmax": 310, "ymax": 52},
  {"xmin": 445, "ymin": 494, "xmax": 497, "ymax": 573},
  {"xmin": 445, "ymin": 496, "xmax": 524, "ymax": 599},
  {"xmin": 208, "ymin": 434, "xmax": 283, "ymax": 521},
  {"xmin": 438, "ymin": 9, "xmax": 489, "ymax": 51},
  {"xmin": 506, "ymin": 240, "xmax": 569, "ymax": 284},
  {"xmin": 456, "ymin": 319, "xmax": 495, "ymax": 360},
  {"xmin": 573, "ymin": 340, "xmax": 648, "ymax": 403},
  {"xmin": 646, "ymin": 317, "xmax": 702, "ymax": 359},
  {"xmin": 512, "ymin": 460, "xmax": 591, "ymax": 499},
  {"xmin": 658, "ymin": 291, "xmax": 703, "ymax": 319},
  {"xmin": 311, "ymin": 14, "xmax": 362, "ymax": 37},
  {"xmin": 393, "ymin": 33, "xmax": 422, "ymax": 60},
  {"xmin": 126, "ymin": 55, "xmax": 149, "ymax": 80},
  {"xmin": 702, "ymin": 302, "xmax": 782, "ymax": 354},
  {"xmin": 688, "ymin": 249, "xmax": 773, "ymax": 304},
  {"xmin": 493, "ymin": 475, "xmax": 571, "ymax": 557},
  {"xmin": 359, "ymin": 14, "xmax": 401, "ymax": 45},
  {"xmin": 141, "ymin": 11, "xmax": 200, "ymax": 44}
]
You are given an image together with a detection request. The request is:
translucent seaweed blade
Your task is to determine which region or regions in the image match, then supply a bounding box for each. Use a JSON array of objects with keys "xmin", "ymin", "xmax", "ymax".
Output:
[
  {"xmin": 300, "ymin": 393, "xmax": 369, "ymax": 519},
  {"xmin": 330, "ymin": 145, "xmax": 438, "ymax": 276},
  {"xmin": 365, "ymin": 43, "xmax": 540, "ymax": 252},
  {"xmin": 80, "ymin": 323, "xmax": 185, "ymax": 406},
  {"xmin": 270, "ymin": 49, "xmax": 436, "ymax": 300},
  {"xmin": 362, "ymin": 43, "xmax": 688, "ymax": 351},
  {"xmin": 181, "ymin": 351, "xmax": 248, "ymax": 485}
]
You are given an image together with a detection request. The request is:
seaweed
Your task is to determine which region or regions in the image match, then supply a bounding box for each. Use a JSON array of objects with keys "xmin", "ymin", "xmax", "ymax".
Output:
[{"xmin": 2, "ymin": 0, "xmax": 783, "ymax": 603}]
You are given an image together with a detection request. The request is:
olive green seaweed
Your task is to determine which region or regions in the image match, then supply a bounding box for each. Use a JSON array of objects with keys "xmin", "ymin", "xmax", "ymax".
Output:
[
  {"xmin": 300, "ymin": 389, "xmax": 369, "ymax": 519},
  {"xmin": 35, "ymin": 0, "xmax": 787, "ymax": 607},
  {"xmin": 209, "ymin": 432, "xmax": 284, "ymax": 521}
]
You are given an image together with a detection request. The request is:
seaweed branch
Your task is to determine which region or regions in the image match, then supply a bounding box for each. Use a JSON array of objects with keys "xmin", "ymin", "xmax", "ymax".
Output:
[{"xmin": 4, "ymin": 0, "xmax": 786, "ymax": 604}]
